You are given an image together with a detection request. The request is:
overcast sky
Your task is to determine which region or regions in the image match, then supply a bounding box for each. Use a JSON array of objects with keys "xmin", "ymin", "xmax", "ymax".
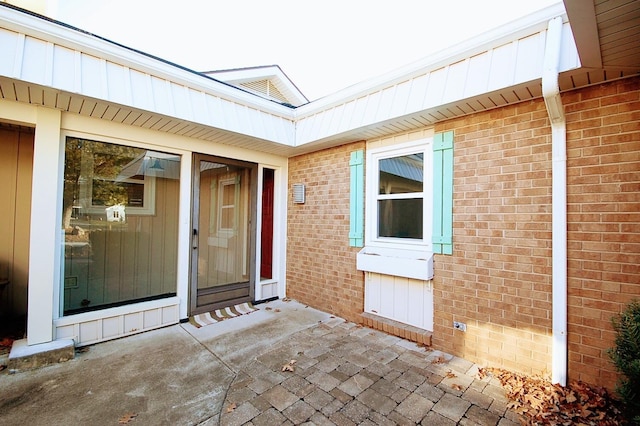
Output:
[{"xmin": 43, "ymin": 0, "xmax": 562, "ymax": 101}]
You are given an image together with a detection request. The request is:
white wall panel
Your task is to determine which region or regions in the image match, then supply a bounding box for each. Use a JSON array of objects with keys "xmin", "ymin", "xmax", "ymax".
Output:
[
  {"xmin": 465, "ymin": 52, "xmax": 491, "ymax": 98},
  {"xmin": 376, "ymin": 86, "xmax": 395, "ymax": 122},
  {"xmin": 442, "ymin": 60, "xmax": 469, "ymax": 104},
  {"xmin": 405, "ymin": 74, "xmax": 429, "ymax": 112},
  {"xmin": 190, "ymin": 91, "xmax": 208, "ymax": 125},
  {"xmin": 52, "ymin": 45, "xmax": 75, "ymax": 91},
  {"xmin": 21, "ymin": 36, "xmax": 46, "ymax": 85},
  {"xmin": 130, "ymin": 69, "xmax": 154, "ymax": 110},
  {"xmin": 171, "ymin": 83, "xmax": 192, "ymax": 121},
  {"xmin": 0, "ymin": 28, "xmax": 18, "ymax": 77},
  {"xmin": 326, "ymin": 103, "xmax": 344, "ymax": 136},
  {"xmin": 365, "ymin": 272, "xmax": 433, "ymax": 331},
  {"xmin": 514, "ymin": 33, "xmax": 545, "ymax": 83},
  {"xmin": 80, "ymin": 53, "xmax": 102, "ymax": 99},
  {"xmin": 106, "ymin": 62, "xmax": 129, "ymax": 105},
  {"xmin": 390, "ymin": 80, "xmax": 411, "ymax": 118},
  {"xmin": 488, "ymin": 42, "xmax": 516, "ymax": 91},
  {"xmin": 54, "ymin": 299, "xmax": 180, "ymax": 346},
  {"xmin": 424, "ymin": 67, "xmax": 447, "ymax": 108}
]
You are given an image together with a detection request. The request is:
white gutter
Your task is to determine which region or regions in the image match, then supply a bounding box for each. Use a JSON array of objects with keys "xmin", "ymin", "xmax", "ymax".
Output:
[{"xmin": 542, "ymin": 16, "xmax": 568, "ymax": 387}]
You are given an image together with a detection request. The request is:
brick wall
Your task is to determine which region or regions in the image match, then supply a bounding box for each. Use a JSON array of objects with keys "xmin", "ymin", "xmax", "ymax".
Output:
[
  {"xmin": 286, "ymin": 76, "xmax": 639, "ymax": 390},
  {"xmin": 564, "ymin": 76, "xmax": 640, "ymax": 388},
  {"xmin": 286, "ymin": 141, "xmax": 366, "ymax": 323},
  {"xmin": 435, "ymin": 98, "xmax": 555, "ymax": 378},
  {"xmin": 433, "ymin": 76, "xmax": 639, "ymax": 388}
]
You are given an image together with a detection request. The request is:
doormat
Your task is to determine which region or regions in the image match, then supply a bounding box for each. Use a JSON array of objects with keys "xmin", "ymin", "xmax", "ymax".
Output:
[{"xmin": 188, "ymin": 302, "xmax": 258, "ymax": 328}]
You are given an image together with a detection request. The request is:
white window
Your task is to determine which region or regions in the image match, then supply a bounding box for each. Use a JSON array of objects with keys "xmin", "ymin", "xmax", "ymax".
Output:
[
  {"xmin": 218, "ymin": 178, "xmax": 238, "ymax": 233},
  {"xmin": 365, "ymin": 139, "xmax": 433, "ymax": 251}
]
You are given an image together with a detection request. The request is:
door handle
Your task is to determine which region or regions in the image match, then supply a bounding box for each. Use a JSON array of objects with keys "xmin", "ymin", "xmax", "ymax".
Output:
[{"xmin": 192, "ymin": 229, "xmax": 198, "ymax": 249}]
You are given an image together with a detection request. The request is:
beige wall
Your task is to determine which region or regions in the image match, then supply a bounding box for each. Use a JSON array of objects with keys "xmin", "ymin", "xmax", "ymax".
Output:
[
  {"xmin": 563, "ymin": 76, "xmax": 640, "ymax": 387},
  {"xmin": 287, "ymin": 141, "xmax": 366, "ymax": 323},
  {"xmin": 0, "ymin": 125, "xmax": 34, "ymax": 316}
]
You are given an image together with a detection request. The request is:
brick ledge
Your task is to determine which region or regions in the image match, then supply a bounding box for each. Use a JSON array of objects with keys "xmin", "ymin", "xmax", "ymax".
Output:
[{"xmin": 361, "ymin": 312, "xmax": 432, "ymax": 347}]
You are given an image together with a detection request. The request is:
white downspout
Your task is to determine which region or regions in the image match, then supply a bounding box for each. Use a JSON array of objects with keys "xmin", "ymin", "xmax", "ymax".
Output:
[{"xmin": 542, "ymin": 16, "xmax": 567, "ymax": 387}]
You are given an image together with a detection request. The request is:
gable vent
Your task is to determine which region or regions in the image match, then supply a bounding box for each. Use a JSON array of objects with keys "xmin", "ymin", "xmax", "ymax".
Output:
[{"xmin": 241, "ymin": 80, "xmax": 289, "ymax": 103}]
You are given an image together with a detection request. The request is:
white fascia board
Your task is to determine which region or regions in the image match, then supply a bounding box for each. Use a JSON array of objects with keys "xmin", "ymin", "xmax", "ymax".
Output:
[
  {"xmin": 294, "ymin": 2, "xmax": 569, "ymax": 120},
  {"xmin": 0, "ymin": 5, "xmax": 294, "ymax": 118}
]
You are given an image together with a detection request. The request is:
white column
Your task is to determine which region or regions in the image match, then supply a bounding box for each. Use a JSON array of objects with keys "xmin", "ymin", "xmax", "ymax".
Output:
[
  {"xmin": 176, "ymin": 152, "xmax": 192, "ymax": 319},
  {"xmin": 27, "ymin": 107, "xmax": 62, "ymax": 345}
]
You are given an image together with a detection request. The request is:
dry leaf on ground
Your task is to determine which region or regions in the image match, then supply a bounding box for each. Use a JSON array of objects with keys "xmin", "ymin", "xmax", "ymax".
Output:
[
  {"xmin": 226, "ymin": 402, "xmax": 237, "ymax": 413},
  {"xmin": 445, "ymin": 371, "xmax": 457, "ymax": 378},
  {"xmin": 431, "ymin": 355, "xmax": 447, "ymax": 364},
  {"xmin": 479, "ymin": 367, "xmax": 624, "ymax": 425},
  {"xmin": 118, "ymin": 412, "xmax": 137, "ymax": 424},
  {"xmin": 282, "ymin": 359, "xmax": 297, "ymax": 372}
]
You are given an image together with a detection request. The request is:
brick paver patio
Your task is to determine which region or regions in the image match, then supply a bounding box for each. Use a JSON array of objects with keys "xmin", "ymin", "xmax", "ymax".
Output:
[{"xmin": 217, "ymin": 317, "xmax": 521, "ymax": 425}]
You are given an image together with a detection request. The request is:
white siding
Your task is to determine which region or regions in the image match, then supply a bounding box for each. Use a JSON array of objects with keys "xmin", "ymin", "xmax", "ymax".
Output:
[
  {"xmin": 0, "ymin": 17, "xmax": 295, "ymax": 146},
  {"xmin": 294, "ymin": 21, "xmax": 580, "ymax": 147},
  {"xmin": 364, "ymin": 272, "xmax": 434, "ymax": 332},
  {"xmin": 54, "ymin": 298, "xmax": 180, "ymax": 346}
]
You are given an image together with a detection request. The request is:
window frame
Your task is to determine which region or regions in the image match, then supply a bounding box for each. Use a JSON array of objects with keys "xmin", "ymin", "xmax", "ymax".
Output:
[{"xmin": 365, "ymin": 138, "xmax": 433, "ymax": 251}]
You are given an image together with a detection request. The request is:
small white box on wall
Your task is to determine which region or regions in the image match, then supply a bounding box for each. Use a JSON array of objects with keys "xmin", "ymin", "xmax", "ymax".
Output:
[
  {"xmin": 292, "ymin": 183, "xmax": 305, "ymax": 204},
  {"xmin": 356, "ymin": 247, "xmax": 434, "ymax": 281}
]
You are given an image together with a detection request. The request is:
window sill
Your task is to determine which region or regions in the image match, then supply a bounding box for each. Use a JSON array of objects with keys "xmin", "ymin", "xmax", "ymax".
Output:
[{"xmin": 356, "ymin": 246, "xmax": 434, "ymax": 280}]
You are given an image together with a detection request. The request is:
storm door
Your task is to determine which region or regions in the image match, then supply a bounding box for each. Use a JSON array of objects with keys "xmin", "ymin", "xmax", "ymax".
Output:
[{"xmin": 191, "ymin": 154, "xmax": 257, "ymax": 314}]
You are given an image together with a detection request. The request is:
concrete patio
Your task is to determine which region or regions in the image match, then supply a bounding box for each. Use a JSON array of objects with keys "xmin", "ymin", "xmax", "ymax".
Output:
[{"xmin": 0, "ymin": 299, "xmax": 522, "ymax": 425}]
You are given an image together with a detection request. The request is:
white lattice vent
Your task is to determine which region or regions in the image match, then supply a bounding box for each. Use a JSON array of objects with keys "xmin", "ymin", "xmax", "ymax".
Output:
[{"xmin": 241, "ymin": 80, "xmax": 288, "ymax": 103}]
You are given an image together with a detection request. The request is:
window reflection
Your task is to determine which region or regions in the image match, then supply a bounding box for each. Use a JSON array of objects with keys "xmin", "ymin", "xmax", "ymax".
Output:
[{"xmin": 61, "ymin": 137, "xmax": 180, "ymax": 315}]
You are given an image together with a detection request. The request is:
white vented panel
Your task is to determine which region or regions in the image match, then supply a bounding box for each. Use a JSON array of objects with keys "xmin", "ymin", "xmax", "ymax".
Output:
[
  {"xmin": 292, "ymin": 183, "xmax": 305, "ymax": 204},
  {"xmin": 364, "ymin": 272, "xmax": 433, "ymax": 332}
]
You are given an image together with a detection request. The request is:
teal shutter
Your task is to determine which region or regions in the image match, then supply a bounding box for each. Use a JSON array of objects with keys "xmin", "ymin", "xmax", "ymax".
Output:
[
  {"xmin": 349, "ymin": 150, "xmax": 364, "ymax": 247},
  {"xmin": 432, "ymin": 131, "xmax": 454, "ymax": 255}
]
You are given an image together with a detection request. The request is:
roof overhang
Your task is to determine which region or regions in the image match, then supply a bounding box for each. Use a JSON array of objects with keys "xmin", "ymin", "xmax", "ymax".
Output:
[
  {"xmin": 0, "ymin": 1, "xmax": 638, "ymax": 158},
  {"xmin": 564, "ymin": 0, "xmax": 640, "ymax": 73}
]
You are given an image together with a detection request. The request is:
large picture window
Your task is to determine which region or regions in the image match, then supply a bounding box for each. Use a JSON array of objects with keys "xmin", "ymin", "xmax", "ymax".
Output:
[
  {"xmin": 366, "ymin": 140, "xmax": 432, "ymax": 249},
  {"xmin": 61, "ymin": 137, "xmax": 181, "ymax": 315}
]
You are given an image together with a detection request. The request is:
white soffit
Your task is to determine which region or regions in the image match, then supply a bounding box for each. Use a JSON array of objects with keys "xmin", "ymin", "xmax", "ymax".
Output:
[{"xmin": 564, "ymin": 0, "xmax": 640, "ymax": 73}]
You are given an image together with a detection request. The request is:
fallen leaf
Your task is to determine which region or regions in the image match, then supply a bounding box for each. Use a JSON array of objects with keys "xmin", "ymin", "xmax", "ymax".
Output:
[
  {"xmin": 282, "ymin": 359, "xmax": 296, "ymax": 372},
  {"xmin": 431, "ymin": 355, "xmax": 446, "ymax": 364},
  {"xmin": 484, "ymin": 367, "xmax": 624, "ymax": 425},
  {"xmin": 274, "ymin": 308, "xmax": 281, "ymax": 313},
  {"xmin": 226, "ymin": 402, "xmax": 236, "ymax": 413},
  {"xmin": 265, "ymin": 307, "xmax": 273, "ymax": 311},
  {"xmin": 451, "ymin": 384, "xmax": 463, "ymax": 391},
  {"xmin": 118, "ymin": 412, "xmax": 137, "ymax": 424},
  {"xmin": 477, "ymin": 368, "xmax": 488, "ymax": 380},
  {"xmin": 445, "ymin": 371, "xmax": 457, "ymax": 379}
]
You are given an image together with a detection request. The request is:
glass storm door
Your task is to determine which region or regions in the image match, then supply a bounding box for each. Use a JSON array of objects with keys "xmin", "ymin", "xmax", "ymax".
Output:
[{"xmin": 191, "ymin": 154, "xmax": 257, "ymax": 315}]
